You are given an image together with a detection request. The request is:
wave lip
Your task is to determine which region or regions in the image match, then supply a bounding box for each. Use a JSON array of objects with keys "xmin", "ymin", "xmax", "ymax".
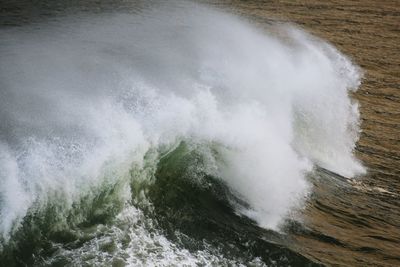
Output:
[{"xmin": 0, "ymin": 2, "xmax": 363, "ymax": 246}]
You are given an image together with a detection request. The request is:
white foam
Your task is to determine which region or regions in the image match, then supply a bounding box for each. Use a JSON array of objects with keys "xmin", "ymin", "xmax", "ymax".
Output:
[
  {"xmin": 0, "ymin": 2, "xmax": 364, "ymax": 239},
  {"xmin": 49, "ymin": 205, "xmax": 266, "ymax": 267}
]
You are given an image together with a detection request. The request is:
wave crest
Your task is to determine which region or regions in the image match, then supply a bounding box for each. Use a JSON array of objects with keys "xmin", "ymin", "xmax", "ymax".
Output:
[{"xmin": 0, "ymin": 3, "xmax": 363, "ymax": 243}]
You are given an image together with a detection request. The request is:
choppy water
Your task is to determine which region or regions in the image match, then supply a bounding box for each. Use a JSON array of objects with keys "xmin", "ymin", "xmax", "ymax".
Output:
[{"xmin": 0, "ymin": 1, "xmax": 399, "ymax": 266}]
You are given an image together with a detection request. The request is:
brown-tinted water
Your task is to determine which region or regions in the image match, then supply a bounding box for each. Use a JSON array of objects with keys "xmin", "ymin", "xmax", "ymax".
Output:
[
  {"xmin": 208, "ymin": 1, "xmax": 400, "ymax": 266},
  {"xmin": 0, "ymin": 1, "xmax": 399, "ymax": 266}
]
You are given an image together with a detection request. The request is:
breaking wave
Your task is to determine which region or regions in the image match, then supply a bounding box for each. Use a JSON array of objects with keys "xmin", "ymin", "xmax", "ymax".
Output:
[{"xmin": 0, "ymin": 2, "xmax": 363, "ymax": 265}]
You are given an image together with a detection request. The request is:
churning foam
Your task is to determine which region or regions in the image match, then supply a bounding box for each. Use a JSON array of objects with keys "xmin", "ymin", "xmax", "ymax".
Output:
[{"xmin": 0, "ymin": 2, "xmax": 364, "ymax": 239}]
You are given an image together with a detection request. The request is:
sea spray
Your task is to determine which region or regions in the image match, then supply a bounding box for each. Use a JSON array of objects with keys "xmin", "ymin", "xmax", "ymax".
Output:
[{"xmin": 0, "ymin": 2, "xmax": 363, "ymax": 264}]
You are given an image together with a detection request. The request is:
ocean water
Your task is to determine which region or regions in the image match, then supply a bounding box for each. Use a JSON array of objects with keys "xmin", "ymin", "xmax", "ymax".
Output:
[{"xmin": 1, "ymin": 1, "xmax": 397, "ymax": 266}]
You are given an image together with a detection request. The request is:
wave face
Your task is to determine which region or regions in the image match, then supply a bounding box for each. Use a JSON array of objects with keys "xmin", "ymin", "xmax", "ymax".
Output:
[{"xmin": 0, "ymin": 2, "xmax": 363, "ymax": 265}]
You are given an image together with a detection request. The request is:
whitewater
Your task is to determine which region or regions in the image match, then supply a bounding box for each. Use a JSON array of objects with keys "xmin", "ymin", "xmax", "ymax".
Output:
[{"xmin": 0, "ymin": 2, "xmax": 364, "ymax": 265}]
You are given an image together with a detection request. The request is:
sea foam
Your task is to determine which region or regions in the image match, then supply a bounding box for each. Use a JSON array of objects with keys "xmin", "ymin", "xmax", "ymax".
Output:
[{"xmin": 0, "ymin": 3, "xmax": 363, "ymax": 239}]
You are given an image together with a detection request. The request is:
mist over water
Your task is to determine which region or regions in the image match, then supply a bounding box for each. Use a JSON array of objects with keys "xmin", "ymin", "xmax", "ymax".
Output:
[{"xmin": 0, "ymin": 2, "xmax": 363, "ymax": 265}]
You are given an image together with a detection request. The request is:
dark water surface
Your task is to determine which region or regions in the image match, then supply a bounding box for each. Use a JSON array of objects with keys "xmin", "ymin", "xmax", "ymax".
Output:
[{"xmin": 1, "ymin": 1, "xmax": 399, "ymax": 266}]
